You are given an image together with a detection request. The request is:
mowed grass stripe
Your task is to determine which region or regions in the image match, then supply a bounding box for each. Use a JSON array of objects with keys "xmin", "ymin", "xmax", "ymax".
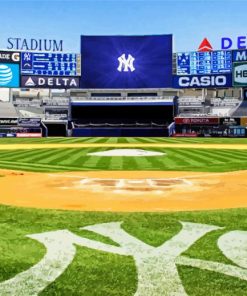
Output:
[
  {"xmin": 0, "ymin": 149, "xmax": 47, "ymax": 161},
  {"xmin": 0, "ymin": 158, "xmax": 98, "ymax": 172},
  {"xmin": 122, "ymin": 156, "xmax": 142, "ymax": 170},
  {"xmin": 0, "ymin": 162, "xmax": 62, "ymax": 172},
  {"xmin": 38, "ymin": 148, "xmax": 81, "ymax": 164},
  {"xmin": 58, "ymin": 148, "xmax": 93, "ymax": 166},
  {"xmin": 0, "ymin": 160, "xmax": 71, "ymax": 172},
  {"xmin": 177, "ymin": 149, "xmax": 223, "ymax": 165},
  {"xmin": 191, "ymin": 149, "xmax": 233, "ymax": 164},
  {"xmin": 127, "ymin": 154, "xmax": 154, "ymax": 170},
  {"xmin": 211, "ymin": 149, "xmax": 247, "ymax": 161},
  {"xmin": 181, "ymin": 149, "xmax": 222, "ymax": 165},
  {"xmin": 197, "ymin": 149, "xmax": 246, "ymax": 163},
  {"xmin": 167, "ymin": 149, "xmax": 206, "ymax": 167},
  {"xmin": 15, "ymin": 149, "xmax": 64, "ymax": 163},
  {"xmin": 144, "ymin": 151, "xmax": 179, "ymax": 170},
  {"xmin": 81, "ymin": 154, "xmax": 106, "ymax": 169}
]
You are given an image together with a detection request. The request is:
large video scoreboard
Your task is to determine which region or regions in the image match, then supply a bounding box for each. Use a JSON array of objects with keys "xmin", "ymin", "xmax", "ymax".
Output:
[
  {"xmin": 176, "ymin": 51, "xmax": 232, "ymax": 75},
  {"xmin": 21, "ymin": 52, "xmax": 81, "ymax": 76}
]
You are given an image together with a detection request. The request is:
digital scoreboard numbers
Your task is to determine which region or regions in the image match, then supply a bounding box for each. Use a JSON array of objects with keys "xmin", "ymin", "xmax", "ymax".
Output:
[
  {"xmin": 176, "ymin": 51, "xmax": 232, "ymax": 75},
  {"xmin": 21, "ymin": 52, "xmax": 81, "ymax": 76}
]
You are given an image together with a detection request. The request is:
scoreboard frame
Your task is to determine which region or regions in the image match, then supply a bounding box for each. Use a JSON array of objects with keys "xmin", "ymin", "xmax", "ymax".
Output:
[
  {"xmin": 20, "ymin": 52, "xmax": 81, "ymax": 77},
  {"xmin": 175, "ymin": 50, "xmax": 232, "ymax": 76}
]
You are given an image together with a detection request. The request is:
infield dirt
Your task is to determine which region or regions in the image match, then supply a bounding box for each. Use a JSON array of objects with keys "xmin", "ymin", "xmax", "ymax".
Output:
[{"xmin": 0, "ymin": 169, "xmax": 246, "ymax": 211}]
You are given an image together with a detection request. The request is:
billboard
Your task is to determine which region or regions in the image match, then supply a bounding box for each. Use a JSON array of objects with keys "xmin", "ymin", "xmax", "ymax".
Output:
[
  {"xmin": 176, "ymin": 51, "xmax": 232, "ymax": 75},
  {"xmin": 18, "ymin": 118, "xmax": 41, "ymax": 127},
  {"xmin": 21, "ymin": 52, "xmax": 81, "ymax": 76},
  {"xmin": 233, "ymin": 62, "xmax": 247, "ymax": 86},
  {"xmin": 0, "ymin": 51, "xmax": 20, "ymax": 63},
  {"xmin": 21, "ymin": 76, "xmax": 79, "ymax": 88},
  {"xmin": 233, "ymin": 50, "xmax": 247, "ymax": 62},
  {"xmin": 175, "ymin": 117, "xmax": 219, "ymax": 125},
  {"xmin": 0, "ymin": 63, "xmax": 20, "ymax": 88},
  {"xmin": 80, "ymin": 35, "xmax": 173, "ymax": 89},
  {"xmin": 173, "ymin": 74, "xmax": 232, "ymax": 88}
]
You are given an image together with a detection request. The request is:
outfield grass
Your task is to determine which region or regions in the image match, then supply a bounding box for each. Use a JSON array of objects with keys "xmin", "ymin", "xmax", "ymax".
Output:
[
  {"xmin": 0, "ymin": 205, "xmax": 246, "ymax": 295},
  {"xmin": 0, "ymin": 146, "xmax": 246, "ymax": 172}
]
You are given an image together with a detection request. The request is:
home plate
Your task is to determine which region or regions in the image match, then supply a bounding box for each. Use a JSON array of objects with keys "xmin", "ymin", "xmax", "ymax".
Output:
[{"xmin": 87, "ymin": 149, "xmax": 165, "ymax": 157}]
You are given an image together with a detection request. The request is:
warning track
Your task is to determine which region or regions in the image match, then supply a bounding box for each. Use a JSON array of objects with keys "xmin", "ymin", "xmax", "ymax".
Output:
[{"xmin": 0, "ymin": 143, "xmax": 247, "ymax": 150}]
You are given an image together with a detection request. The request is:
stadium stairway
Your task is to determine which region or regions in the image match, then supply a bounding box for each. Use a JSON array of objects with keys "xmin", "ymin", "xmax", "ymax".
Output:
[
  {"xmin": 0, "ymin": 102, "xmax": 18, "ymax": 118},
  {"xmin": 231, "ymin": 100, "xmax": 247, "ymax": 116}
]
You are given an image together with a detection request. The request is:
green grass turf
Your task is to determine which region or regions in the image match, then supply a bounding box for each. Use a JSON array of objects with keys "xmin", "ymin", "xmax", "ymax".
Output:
[
  {"xmin": 1, "ymin": 137, "xmax": 247, "ymax": 144},
  {"xmin": 0, "ymin": 147, "xmax": 246, "ymax": 172},
  {"xmin": 0, "ymin": 205, "xmax": 247, "ymax": 295}
]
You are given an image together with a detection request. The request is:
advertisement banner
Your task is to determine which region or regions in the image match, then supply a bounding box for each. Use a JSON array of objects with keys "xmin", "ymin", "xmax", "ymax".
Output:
[
  {"xmin": 0, "ymin": 63, "xmax": 20, "ymax": 88},
  {"xmin": 21, "ymin": 76, "xmax": 79, "ymax": 88},
  {"xmin": 45, "ymin": 108, "xmax": 68, "ymax": 120},
  {"xmin": 80, "ymin": 35, "xmax": 173, "ymax": 88},
  {"xmin": 240, "ymin": 117, "xmax": 247, "ymax": 126},
  {"xmin": 18, "ymin": 118, "xmax": 41, "ymax": 127},
  {"xmin": 173, "ymin": 74, "xmax": 232, "ymax": 88},
  {"xmin": 16, "ymin": 133, "xmax": 42, "ymax": 138},
  {"xmin": 233, "ymin": 62, "xmax": 247, "ymax": 86},
  {"xmin": 175, "ymin": 117, "xmax": 219, "ymax": 125},
  {"xmin": 0, "ymin": 51, "xmax": 20, "ymax": 63},
  {"xmin": 0, "ymin": 118, "xmax": 18, "ymax": 125},
  {"xmin": 233, "ymin": 50, "xmax": 247, "ymax": 62},
  {"xmin": 219, "ymin": 117, "xmax": 241, "ymax": 126}
]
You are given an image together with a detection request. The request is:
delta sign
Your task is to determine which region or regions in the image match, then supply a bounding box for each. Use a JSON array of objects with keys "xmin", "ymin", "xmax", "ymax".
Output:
[{"xmin": 198, "ymin": 37, "xmax": 247, "ymax": 51}]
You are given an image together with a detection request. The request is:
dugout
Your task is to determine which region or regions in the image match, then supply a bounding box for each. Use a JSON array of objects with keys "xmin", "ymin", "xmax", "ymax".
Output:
[
  {"xmin": 42, "ymin": 121, "xmax": 68, "ymax": 137},
  {"xmin": 70, "ymin": 102, "xmax": 174, "ymax": 137}
]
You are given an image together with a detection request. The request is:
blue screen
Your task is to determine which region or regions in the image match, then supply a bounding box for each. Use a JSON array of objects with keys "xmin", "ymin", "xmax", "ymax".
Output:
[
  {"xmin": 21, "ymin": 52, "xmax": 80, "ymax": 76},
  {"xmin": 0, "ymin": 63, "xmax": 20, "ymax": 88},
  {"xmin": 80, "ymin": 35, "xmax": 173, "ymax": 89},
  {"xmin": 177, "ymin": 51, "xmax": 232, "ymax": 75}
]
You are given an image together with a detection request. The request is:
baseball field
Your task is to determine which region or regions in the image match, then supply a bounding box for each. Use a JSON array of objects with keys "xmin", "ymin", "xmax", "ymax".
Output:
[{"xmin": 0, "ymin": 137, "xmax": 247, "ymax": 295}]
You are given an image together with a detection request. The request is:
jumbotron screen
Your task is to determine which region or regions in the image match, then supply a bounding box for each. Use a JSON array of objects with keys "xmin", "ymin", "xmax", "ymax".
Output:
[{"xmin": 80, "ymin": 35, "xmax": 173, "ymax": 89}]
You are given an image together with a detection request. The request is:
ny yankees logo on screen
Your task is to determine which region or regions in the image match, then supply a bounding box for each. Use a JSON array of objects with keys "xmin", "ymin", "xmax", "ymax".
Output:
[{"xmin": 117, "ymin": 54, "xmax": 135, "ymax": 72}]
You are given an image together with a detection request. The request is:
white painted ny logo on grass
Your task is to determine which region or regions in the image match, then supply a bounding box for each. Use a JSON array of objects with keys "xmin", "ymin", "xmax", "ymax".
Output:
[
  {"xmin": 117, "ymin": 54, "xmax": 135, "ymax": 72},
  {"xmin": 0, "ymin": 221, "xmax": 247, "ymax": 295}
]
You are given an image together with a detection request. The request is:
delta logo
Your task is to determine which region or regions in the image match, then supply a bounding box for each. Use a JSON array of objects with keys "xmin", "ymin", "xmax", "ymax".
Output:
[{"xmin": 198, "ymin": 38, "xmax": 213, "ymax": 52}]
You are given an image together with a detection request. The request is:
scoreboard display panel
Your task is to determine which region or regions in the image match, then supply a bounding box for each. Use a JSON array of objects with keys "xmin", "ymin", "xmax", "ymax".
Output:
[
  {"xmin": 21, "ymin": 52, "xmax": 81, "ymax": 76},
  {"xmin": 80, "ymin": 35, "xmax": 173, "ymax": 88},
  {"xmin": 176, "ymin": 51, "xmax": 232, "ymax": 75}
]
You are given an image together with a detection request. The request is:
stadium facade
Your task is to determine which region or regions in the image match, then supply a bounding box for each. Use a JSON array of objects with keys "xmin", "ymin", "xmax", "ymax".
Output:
[{"xmin": 0, "ymin": 34, "xmax": 247, "ymax": 138}]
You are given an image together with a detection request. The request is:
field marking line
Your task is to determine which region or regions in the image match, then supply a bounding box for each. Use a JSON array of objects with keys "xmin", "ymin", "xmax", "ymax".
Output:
[{"xmin": 47, "ymin": 170, "xmax": 244, "ymax": 181}]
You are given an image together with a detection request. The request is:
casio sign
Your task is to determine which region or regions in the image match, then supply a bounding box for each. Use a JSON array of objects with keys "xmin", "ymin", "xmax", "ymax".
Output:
[{"xmin": 177, "ymin": 75, "xmax": 227, "ymax": 87}]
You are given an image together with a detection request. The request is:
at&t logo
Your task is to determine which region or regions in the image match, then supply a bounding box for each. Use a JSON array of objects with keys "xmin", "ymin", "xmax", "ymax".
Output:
[{"xmin": 117, "ymin": 53, "xmax": 135, "ymax": 72}]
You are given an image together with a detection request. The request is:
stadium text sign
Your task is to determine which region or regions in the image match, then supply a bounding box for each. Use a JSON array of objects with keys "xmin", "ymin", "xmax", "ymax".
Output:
[
  {"xmin": 7, "ymin": 38, "xmax": 63, "ymax": 52},
  {"xmin": 173, "ymin": 74, "xmax": 232, "ymax": 88},
  {"xmin": 0, "ymin": 221, "xmax": 247, "ymax": 296},
  {"xmin": 21, "ymin": 76, "xmax": 79, "ymax": 88}
]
